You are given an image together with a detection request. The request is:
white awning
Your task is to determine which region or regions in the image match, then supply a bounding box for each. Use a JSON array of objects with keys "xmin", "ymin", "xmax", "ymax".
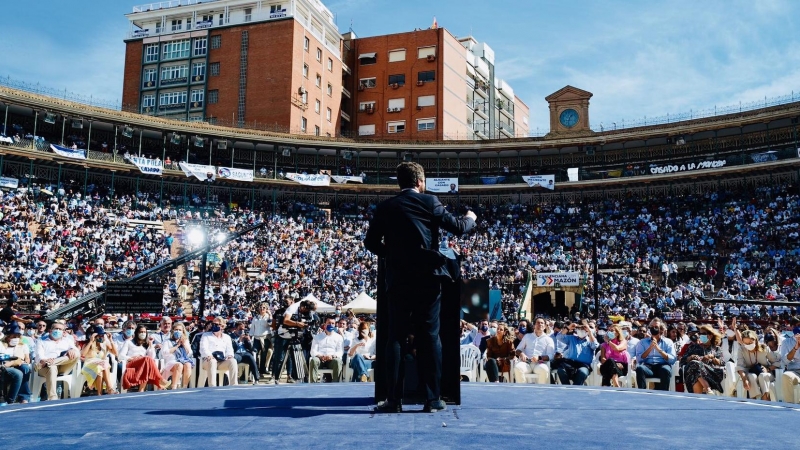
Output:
[{"xmin": 358, "ymin": 52, "xmax": 376, "ymax": 59}]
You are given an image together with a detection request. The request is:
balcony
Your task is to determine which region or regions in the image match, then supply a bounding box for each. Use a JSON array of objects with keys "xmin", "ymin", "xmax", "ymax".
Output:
[
  {"xmin": 160, "ymin": 77, "xmax": 188, "ymax": 87},
  {"xmin": 499, "ymin": 126, "xmax": 514, "ymax": 138},
  {"xmin": 189, "ymin": 100, "xmax": 203, "ymax": 109},
  {"xmin": 341, "ymin": 86, "xmax": 351, "ymax": 98},
  {"xmin": 340, "ymin": 110, "xmax": 351, "ymax": 122},
  {"xmin": 132, "ymin": 0, "xmax": 220, "ymax": 14}
]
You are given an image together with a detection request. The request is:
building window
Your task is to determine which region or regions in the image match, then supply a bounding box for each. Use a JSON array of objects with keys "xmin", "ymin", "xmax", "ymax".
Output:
[
  {"xmin": 244, "ymin": 8, "xmax": 252, "ymax": 22},
  {"xmin": 359, "ymin": 101, "xmax": 376, "ymax": 112},
  {"xmin": 418, "ymin": 46, "xmax": 436, "ymax": 59},
  {"xmin": 315, "ymin": 100, "xmax": 321, "ymax": 113},
  {"xmin": 326, "ymin": 107, "xmax": 332, "ymax": 122},
  {"xmin": 171, "ymin": 19, "xmax": 183, "ymax": 32},
  {"xmin": 315, "ymin": 74, "xmax": 321, "ymax": 87},
  {"xmin": 358, "ymin": 124, "xmax": 375, "ymax": 136},
  {"xmin": 143, "ymin": 68, "xmax": 157, "ymax": 87},
  {"xmin": 155, "ymin": 21, "xmax": 162, "ymax": 33},
  {"xmin": 210, "ymin": 35, "xmax": 221, "ymax": 49},
  {"xmin": 388, "ymin": 74, "xmax": 405, "ymax": 86},
  {"xmin": 160, "ymin": 64, "xmax": 188, "ymax": 84},
  {"xmin": 388, "ymin": 49, "xmax": 406, "ymax": 62},
  {"xmin": 358, "ymin": 53, "xmax": 377, "ymax": 65},
  {"xmin": 418, "ymin": 95, "xmax": 435, "ymax": 107},
  {"xmin": 387, "ymin": 120, "xmax": 406, "ymax": 133},
  {"xmin": 418, "ymin": 71, "xmax": 436, "ymax": 82},
  {"xmin": 162, "ymin": 39, "xmax": 190, "ymax": 60},
  {"xmin": 142, "ymin": 94, "xmax": 156, "ymax": 108},
  {"xmin": 144, "ymin": 44, "xmax": 159, "ymax": 63},
  {"xmin": 159, "ymin": 91, "xmax": 187, "ymax": 107},
  {"xmin": 193, "ymin": 37, "xmax": 207, "ymax": 56},
  {"xmin": 314, "ymin": 125, "xmax": 320, "ymax": 136},
  {"xmin": 191, "ymin": 62, "xmax": 206, "ymax": 81},
  {"xmin": 327, "ymin": 58, "xmax": 333, "ymax": 71},
  {"xmin": 303, "ymin": 64, "xmax": 309, "ymax": 78},
  {"xmin": 190, "ymin": 89, "xmax": 204, "ymax": 106},
  {"xmin": 417, "ymin": 118, "xmax": 435, "ymax": 131},
  {"xmin": 301, "ymin": 92, "xmax": 308, "ymax": 104},
  {"xmin": 358, "ymin": 77, "xmax": 376, "ymax": 89},
  {"xmin": 301, "ymin": 117, "xmax": 307, "ymax": 132},
  {"xmin": 208, "ymin": 90, "xmax": 219, "ymax": 104},
  {"xmin": 316, "ymin": 48, "xmax": 322, "ymax": 61},
  {"xmin": 210, "ymin": 62, "xmax": 220, "ymax": 76},
  {"xmin": 189, "ymin": 115, "xmax": 204, "ymax": 122},
  {"xmin": 387, "ymin": 98, "xmax": 405, "ymax": 111},
  {"xmin": 218, "ymin": 13, "xmax": 225, "ymax": 26},
  {"xmin": 186, "ymin": 17, "xmax": 192, "ymax": 30},
  {"xmin": 304, "ymin": 37, "xmax": 309, "ymax": 51},
  {"xmin": 270, "ymin": 4, "xmax": 286, "ymax": 17},
  {"xmin": 327, "ymin": 83, "xmax": 333, "ymax": 96}
]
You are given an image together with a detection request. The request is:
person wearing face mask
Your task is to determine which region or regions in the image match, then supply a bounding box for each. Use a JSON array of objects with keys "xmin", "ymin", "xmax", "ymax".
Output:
[
  {"xmin": 119, "ymin": 325, "xmax": 167, "ymax": 392},
  {"xmin": 599, "ymin": 324, "xmax": 629, "ymax": 387},
  {"xmin": 779, "ymin": 325, "xmax": 800, "ymax": 403},
  {"xmin": 161, "ymin": 322, "xmax": 194, "ymax": 390},
  {"xmin": 309, "ymin": 317, "xmax": 344, "ymax": 382},
  {"xmin": 348, "ymin": 322, "xmax": 376, "ymax": 382},
  {"xmin": 199, "ymin": 317, "xmax": 237, "ymax": 387},
  {"xmin": 250, "ymin": 303, "xmax": 273, "ymax": 378},
  {"xmin": 1, "ymin": 322, "xmax": 32, "ymax": 404},
  {"xmin": 736, "ymin": 330, "xmax": 780, "ymax": 401},
  {"xmin": 34, "ymin": 321, "xmax": 80, "ymax": 400},
  {"xmin": 633, "ymin": 319, "xmax": 677, "ymax": 391},
  {"xmin": 484, "ymin": 324, "xmax": 515, "ymax": 383},
  {"xmin": 619, "ymin": 322, "xmax": 638, "ymax": 361},
  {"xmin": 80, "ymin": 325, "xmax": 118, "ymax": 395},
  {"xmin": 679, "ymin": 324, "xmax": 724, "ymax": 395},
  {"xmin": 472, "ymin": 320, "xmax": 492, "ymax": 348},
  {"xmin": 554, "ymin": 321, "xmax": 598, "ymax": 386},
  {"xmin": 230, "ymin": 321, "xmax": 260, "ymax": 385},
  {"xmin": 718, "ymin": 317, "xmax": 741, "ymax": 395}
]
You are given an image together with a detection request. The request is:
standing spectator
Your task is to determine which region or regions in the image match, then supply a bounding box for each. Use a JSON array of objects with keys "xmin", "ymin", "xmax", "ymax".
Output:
[
  {"xmin": 250, "ymin": 303, "xmax": 273, "ymax": 377},
  {"xmin": 634, "ymin": 318, "xmax": 677, "ymax": 391},
  {"xmin": 0, "ymin": 299, "xmax": 33, "ymax": 326}
]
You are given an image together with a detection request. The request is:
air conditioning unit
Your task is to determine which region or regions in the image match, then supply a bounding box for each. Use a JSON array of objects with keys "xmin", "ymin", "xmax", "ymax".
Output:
[
  {"xmin": 417, "ymin": 80, "xmax": 425, "ymax": 86},
  {"xmin": 121, "ymin": 125, "xmax": 134, "ymax": 138},
  {"xmin": 427, "ymin": 54, "xmax": 436, "ymax": 62},
  {"xmin": 298, "ymin": 87, "xmax": 306, "ymax": 95},
  {"xmin": 676, "ymin": 138, "xmax": 686, "ymax": 145}
]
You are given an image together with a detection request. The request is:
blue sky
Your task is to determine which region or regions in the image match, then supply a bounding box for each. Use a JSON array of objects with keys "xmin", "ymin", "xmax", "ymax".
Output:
[{"xmin": 2, "ymin": 0, "xmax": 799, "ymax": 134}]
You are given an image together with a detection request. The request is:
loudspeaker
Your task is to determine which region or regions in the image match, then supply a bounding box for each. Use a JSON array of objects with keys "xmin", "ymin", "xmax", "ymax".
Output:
[
  {"xmin": 193, "ymin": 136, "xmax": 205, "ymax": 147},
  {"xmin": 43, "ymin": 112, "xmax": 57, "ymax": 125},
  {"xmin": 170, "ymin": 133, "xmax": 182, "ymax": 145},
  {"xmin": 71, "ymin": 119, "xmax": 83, "ymax": 129},
  {"xmin": 121, "ymin": 126, "xmax": 134, "ymax": 138}
]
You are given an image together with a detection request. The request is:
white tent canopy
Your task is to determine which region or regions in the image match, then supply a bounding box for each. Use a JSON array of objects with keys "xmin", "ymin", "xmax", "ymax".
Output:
[
  {"xmin": 302, "ymin": 293, "xmax": 336, "ymax": 313},
  {"xmin": 343, "ymin": 291, "xmax": 377, "ymax": 314}
]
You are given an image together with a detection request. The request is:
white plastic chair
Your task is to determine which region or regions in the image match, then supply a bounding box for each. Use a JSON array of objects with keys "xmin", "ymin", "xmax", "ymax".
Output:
[
  {"xmin": 459, "ymin": 345, "xmax": 480, "ymax": 382},
  {"xmin": 309, "ymin": 356, "xmax": 336, "ymax": 382},
  {"xmin": 196, "ymin": 357, "xmax": 227, "ymax": 387},
  {"xmin": 32, "ymin": 359, "xmax": 79, "ymax": 401},
  {"xmin": 637, "ymin": 360, "xmax": 678, "ymax": 391}
]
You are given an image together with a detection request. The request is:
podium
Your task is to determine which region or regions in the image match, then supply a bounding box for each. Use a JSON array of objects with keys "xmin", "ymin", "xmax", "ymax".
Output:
[{"xmin": 374, "ymin": 258, "xmax": 462, "ymax": 405}]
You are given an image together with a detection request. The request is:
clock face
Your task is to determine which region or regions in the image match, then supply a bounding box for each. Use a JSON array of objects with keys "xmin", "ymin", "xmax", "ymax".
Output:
[{"xmin": 559, "ymin": 108, "xmax": 579, "ymax": 128}]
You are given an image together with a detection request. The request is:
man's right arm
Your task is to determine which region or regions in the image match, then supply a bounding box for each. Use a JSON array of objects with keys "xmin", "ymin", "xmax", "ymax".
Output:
[
  {"xmin": 363, "ymin": 207, "xmax": 385, "ymax": 256},
  {"xmin": 433, "ymin": 197, "xmax": 475, "ymax": 236}
]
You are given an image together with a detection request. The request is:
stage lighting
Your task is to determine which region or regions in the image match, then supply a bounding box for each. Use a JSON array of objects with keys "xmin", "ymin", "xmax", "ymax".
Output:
[
  {"xmin": 121, "ymin": 126, "xmax": 134, "ymax": 138},
  {"xmin": 187, "ymin": 228, "xmax": 206, "ymax": 246},
  {"xmin": 43, "ymin": 112, "xmax": 57, "ymax": 125}
]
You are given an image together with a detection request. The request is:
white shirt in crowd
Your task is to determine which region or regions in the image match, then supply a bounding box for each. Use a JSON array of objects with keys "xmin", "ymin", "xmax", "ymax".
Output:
[
  {"xmin": 119, "ymin": 340, "xmax": 157, "ymax": 361},
  {"xmin": 35, "ymin": 337, "xmax": 77, "ymax": 364},
  {"xmin": 350, "ymin": 335, "xmax": 376, "ymax": 357},
  {"xmin": 311, "ymin": 331, "xmax": 343, "ymax": 358},
  {"xmin": 199, "ymin": 332, "xmax": 235, "ymax": 359},
  {"xmin": 249, "ymin": 314, "xmax": 272, "ymax": 337},
  {"xmin": 516, "ymin": 331, "xmax": 555, "ymax": 360}
]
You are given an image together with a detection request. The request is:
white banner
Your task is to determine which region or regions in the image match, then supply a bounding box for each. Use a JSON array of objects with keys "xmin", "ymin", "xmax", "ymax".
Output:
[
  {"xmin": 426, "ymin": 178, "xmax": 459, "ymax": 193},
  {"xmin": 217, "ymin": 166, "xmax": 254, "ymax": 182},
  {"xmin": 0, "ymin": 176, "xmax": 18, "ymax": 189},
  {"xmin": 195, "ymin": 20, "xmax": 213, "ymax": 29},
  {"xmin": 127, "ymin": 155, "xmax": 163, "ymax": 176},
  {"xmin": 649, "ymin": 160, "xmax": 726, "ymax": 175},
  {"xmin": 50, "ymin": 144, "xmax": 86, "ymax": 160},
  {"xmin": 179, "ymin": 162, "xmax": 216, "ymax": 181},
  {"xmin": 331, "ymin": 175, "xmax": 363, "ymax": 184},
  {"xmin": 285, "ymin": 173, "xmax": 330, "ymax": 186},
  {"xmin": 535, "ymin": 272, "xmax": 581, "ymax": 287},
  {"xmin": 523, "ymin": 175, "xmax": 555, "ymax": 190}
]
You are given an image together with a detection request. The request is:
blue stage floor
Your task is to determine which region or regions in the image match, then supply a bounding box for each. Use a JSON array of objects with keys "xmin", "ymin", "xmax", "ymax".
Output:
[{"xmin": 1, "ymin": 383, "xmax": 798, "ymax": 449}]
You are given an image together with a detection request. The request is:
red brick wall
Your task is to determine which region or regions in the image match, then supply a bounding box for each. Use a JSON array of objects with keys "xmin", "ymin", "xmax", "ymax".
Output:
[
  {"xmin": 350, "ymin": 29, "xmax": 443, "ymax": 141},
  {"xmin": 122, "ymin": 41, "xmax": 143, "ymax": 111}
]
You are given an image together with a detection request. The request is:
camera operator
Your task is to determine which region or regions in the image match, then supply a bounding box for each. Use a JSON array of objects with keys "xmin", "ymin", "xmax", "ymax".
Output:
[{"xmin": 271, "ymin": 299, "xmax": 318, "ymax": 384}]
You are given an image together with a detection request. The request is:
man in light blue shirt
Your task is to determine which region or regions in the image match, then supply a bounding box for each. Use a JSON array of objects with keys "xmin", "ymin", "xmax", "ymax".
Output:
[
  {"xmin": 634, "ymin": 318, "xmax": 677, "ymax": 391},
  {"xmin": 554, "ymin": 322, "xmax": 599, "ymax": 385},
  {"xmin": 779, "ymin": 325, "xmax": 800, "ymax": 403}
]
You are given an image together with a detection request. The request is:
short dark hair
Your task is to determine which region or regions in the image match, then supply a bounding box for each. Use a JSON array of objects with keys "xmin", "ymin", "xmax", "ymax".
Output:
[{"xmin": 396, "ymin": 162, "xmax": 425, "ymax": 189}]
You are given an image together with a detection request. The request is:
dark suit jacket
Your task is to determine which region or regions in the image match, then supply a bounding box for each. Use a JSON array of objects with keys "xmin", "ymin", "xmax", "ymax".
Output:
[{"xmin": 364, "ymin": 189, "xmax": 475, "ymax": 286}]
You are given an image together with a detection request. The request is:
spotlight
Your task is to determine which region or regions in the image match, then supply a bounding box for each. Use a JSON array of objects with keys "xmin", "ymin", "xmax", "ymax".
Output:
[
  {"xmin": 212, "ymin": 231, "xmax": 227, "ymax": 243},
  {"xmin": 187, "ymin": 228, "xmax": 206, "ymax": 246},
  {"xmin": 121, "ymin": 126, "xmax": 134, "ymax": 138}
]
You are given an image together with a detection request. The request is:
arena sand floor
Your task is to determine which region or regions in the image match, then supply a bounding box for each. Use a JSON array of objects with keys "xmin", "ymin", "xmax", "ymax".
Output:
[{"xmin": 0, "ymin": 383, "xmax": 797, "ymax": 449}]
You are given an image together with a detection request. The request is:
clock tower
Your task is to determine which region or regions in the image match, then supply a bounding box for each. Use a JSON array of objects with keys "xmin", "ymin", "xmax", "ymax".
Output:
[{"xmin": 545, "ymin": 85, "xmax": 594, "ymax": 138}]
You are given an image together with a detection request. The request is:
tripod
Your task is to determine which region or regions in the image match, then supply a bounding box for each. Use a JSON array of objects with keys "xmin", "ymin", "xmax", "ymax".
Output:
[{"xmin": 288, "ymin": 338, "xmax": 308, "ymax": 383}]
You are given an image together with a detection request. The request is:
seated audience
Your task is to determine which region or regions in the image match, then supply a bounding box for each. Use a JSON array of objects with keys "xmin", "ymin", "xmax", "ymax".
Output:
[
  {"xmin": 554, "ymin": 321, "xmax": 598, "ymax": 386},
  {"xmin": 80, "ymin": 325, "xmax": 118, "ymax": 395},
  {"xmin": 1, "ymin": 322, "xmax": 32, "ymax": 403},
  {"xmin": 514, "ymin": 318, "xmax": 554, "ymax": 384},
  {"xmin": 35, "ymin": 321, "xmax": 79, "ymax": 400},
  {"xmin": 199, "ymin": 317, "xmax": 237, "ymax": 387},
  {"xmin": 162, "ymin": 322, "xmax": 194, "ymax": 389},
  {"xmin": 634, "ymin": 318, "xmax": 677, "ymax": 391},
  {"xmin": 119, "ymin": 325, "xmax": 166, "ymax": 392},
  {"xmin": 680, "ymin": 324, "xmax": 724, "ymax": 394},
  {"xmin": 736, "ymin": 330, "xmax": 780, "ymax": 400},
  {"xmin": 599, "ymin": 323, "xmax": 629, "ymax": 387},
  {"xmin": 348, "ymin": 321, "xmax": 376, "ymax": 382},
  {"xmin": 310, "ymin": 316, "xmax": 343, "ymax": 382}
]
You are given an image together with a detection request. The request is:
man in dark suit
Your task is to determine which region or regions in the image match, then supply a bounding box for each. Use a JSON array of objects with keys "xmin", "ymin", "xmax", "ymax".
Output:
[{"xmin": 365, "ymin": 162, "xmax": 476, "ymax": 413}]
